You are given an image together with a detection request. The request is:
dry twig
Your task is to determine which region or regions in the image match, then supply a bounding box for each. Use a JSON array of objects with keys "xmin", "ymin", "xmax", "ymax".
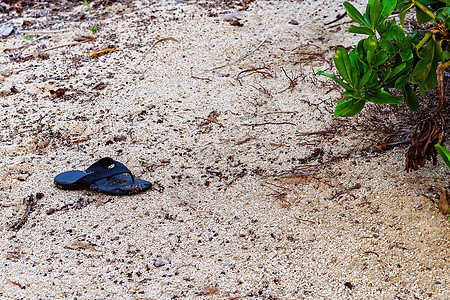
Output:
[
  {"xmin": 134, "ymin": 37, "xmax": 179, "ymax": 68},
  {"xmin": 207, "ymin": 35, "xmax": 270, "ymax": 71}
]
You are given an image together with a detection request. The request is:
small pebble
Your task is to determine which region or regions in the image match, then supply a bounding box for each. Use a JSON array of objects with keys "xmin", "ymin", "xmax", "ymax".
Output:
[
  {"xmin": 154, "ymin": 259, "xmax": 171, "ymax": 267},
  {"xmin": 46, "ymin": 208, "xmax": 56, "ymax": 215},
  {"xmin": 65, "ymin": 200, "xmax": 75, "ymax": 205},
  {"xmin": 37, "ymin": 140, "xmax": 50, "ymax": 149},
  {"xmin": 113, "ymin": 135, "xmax": 127, "ymax": 142},
  {"xmin": 289, "ymin": 19, "xmax": 299, "ymax": 25},
  {"xmin": 92, "ymin": 82, "xmax": 106, "ymax": 90}
]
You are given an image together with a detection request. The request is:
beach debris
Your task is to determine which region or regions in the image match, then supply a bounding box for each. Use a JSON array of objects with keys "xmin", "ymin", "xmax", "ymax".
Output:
[
  {"xmin": 0, "ymin": 24, "xmax": 14, "ymax": 37},
  {"xmin": 433, "ymin": 186, "xmax": 449, "ymax": 215},
  {"xmin": 24, "ymin": 74, "xmax": 36, "ymax": 83},
  {"xmin": 7, "ymin": 280, "xmax": 27, "ymax": 289},
  {"xmin": 49, "ymin": 88, "xmax": 65, "ymax": 99},
  {"xmin": 134, "ymin": 37, "xmax": 179, "ymax": 68},
  {"xmin": 9, "ymin": 193, "xmax": 43, "ymax": 231},
  {"xmin": 92, "ymin": 82, "xmax": 106, "ymax": 90},
  {"xmin": 113, "ymin": 135, "xmax": 127, "ymax": 142},
  {"xmin": 196, "ymin": 110, "xmax": 224, "ymax": 128},
  {"xmin": 43, "ymin": 35, "xmax": 95, "ymax": 52},
  {"xmin": 344, "ymin": 282, "xmax": 354, "ymax": 289},
  {"xmin": 89, "ymin": 48, "xmax": 118, "ymax": 58},
  {"xmin": 1, "ymin": 69, "xmax": 13, "ymax": 77},
  {"xmin": 289, "ymin": 19, "xmax": 299, "ymax": 25},
  {"xmin": 154, "ymin": 258, "xmax": 171, "ymax": 267},
  {"xmin": 37, "ymin": 139, "xmax": 50, "ymax": 150},
  {"xmin": 221, "ymin": 12, "xmax": 243, "ymax": 26},
  {"xmin": 229, "ymin": 18, "xmax": 243, "ymax": 26},
  {"xmin": 207, "ymin": 34, "xmax": 269, "ymax": 71},
  {"xmin": 205, "ymin": 168, "xmax": 222, "ymax": 176},
  {"xmin": 65, "ymin": 241, "xmax": 95, "ymax": 250},
  {"xmin": 374, "ymin": 134, "xmax": 393, "ymax": 151},
  {"xmin": 196, "ymin": 286, "xmax": 219, "ymax": 296},
  {"xmin": 37, "ymin": 51, "xmax": 49, "ymax": 60}
]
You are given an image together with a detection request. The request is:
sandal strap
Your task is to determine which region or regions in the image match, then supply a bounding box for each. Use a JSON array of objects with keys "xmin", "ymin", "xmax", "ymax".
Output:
[{"xmin": 76, "ymin": 157, "xmax": 134, "ymax": 187}]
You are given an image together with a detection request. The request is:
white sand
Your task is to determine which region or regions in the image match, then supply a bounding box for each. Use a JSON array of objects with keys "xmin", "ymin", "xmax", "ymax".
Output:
[{"xmin": 1, "ymin": 0, "xmax": 449, "ymax": 298}]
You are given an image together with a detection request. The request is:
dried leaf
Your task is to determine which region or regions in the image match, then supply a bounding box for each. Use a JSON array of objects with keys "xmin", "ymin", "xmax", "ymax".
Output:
[
  {"xmin": 433, "ymin": 186, "xmax": 450, "ymax": 215},
  {"xmin": 65, "ymin": 241, "xmax": 95, "ymax": 250},
  {"xmin": 89, "ymin": 48, "xmax": 118, "ymax": 58},
  {"xmin": 49, "ymin": 88, "xmax": 65, "ymax": 99},
  {"xmin": 196, "ymin": 287, "xmax": 219, "ymax": 296}
]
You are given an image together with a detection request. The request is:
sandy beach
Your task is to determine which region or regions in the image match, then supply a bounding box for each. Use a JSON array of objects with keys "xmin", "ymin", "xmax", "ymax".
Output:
[{"xmin": 1, "ymin": 0, "xmax": 449, "ymax": 298}]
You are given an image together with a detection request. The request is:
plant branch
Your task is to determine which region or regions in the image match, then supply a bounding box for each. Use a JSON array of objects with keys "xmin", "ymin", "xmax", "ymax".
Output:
[{"xmin": 412, "ymin": 0, "xmax": 436, "ymax": 21}]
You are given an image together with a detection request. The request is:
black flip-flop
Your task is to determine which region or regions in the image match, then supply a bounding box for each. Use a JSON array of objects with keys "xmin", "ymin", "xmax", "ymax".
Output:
[{"xmin": 54, "ymin": 157, "xmax": 152, "ymax": 195}]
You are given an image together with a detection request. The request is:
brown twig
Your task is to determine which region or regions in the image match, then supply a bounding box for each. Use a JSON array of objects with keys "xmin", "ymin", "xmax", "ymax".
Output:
[
  {"xmin": 196, "ymin": 117, "xmax": 225, "ymax": 127},
  {"xmin": 43, "ymin": 37, "xmax": 94, "ymax": 52},
  {"xmin": 9, "ymin": 194, "xmax": 41, "ymax": 231},
  {"xmin": 279, "ymin": 67, "xmax": 304, "ymax": 93},
  {"xmin": 191, "ymin": 76, "xmax": 212, "ymax": 82},
  {"xmin": 134, "ymin": 37, "xmax": 179, "ymax": 68},
  {"xmin": 236, "ymin": 67, "xmax": 273, "ymax": 85},
  {"xmin": 207, "ymin": 35, "xmax": 270, "ymax": 71},
  {"xmin": 4, "ymin": 34, "xmax": 50, "ymax": 53}
]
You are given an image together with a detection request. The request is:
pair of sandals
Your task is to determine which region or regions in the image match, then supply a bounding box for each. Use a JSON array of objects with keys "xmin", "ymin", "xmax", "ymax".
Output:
[{"xmin": 54, "ymin": 157, "xmax": 151, "ymax": 195}]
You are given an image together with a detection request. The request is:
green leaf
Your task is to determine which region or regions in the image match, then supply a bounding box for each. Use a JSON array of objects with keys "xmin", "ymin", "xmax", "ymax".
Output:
[
  {"xmin": 316, "ymin": 71, "xmax": 353, "ymax": 91},
  {"xmin": 400, "ymin": 49, "xmax": 413, "ymax": 61},
  {"xmin": 357, "ymin": 68, "xmax": 373, "ymax": 89},
  {"xmin": 390, "ymin": 62, "xmax": 407, "ymax": 79},
  {"xmin": 399, "ymin": 2, "xmax": 414, "ymax": 27},
  {"xmin": 367, "ymin": 50, "xmax": 375, "ymax": 65},
  {"xmin": 402, "ymin": 83, "xmax": 419, "ymax": 111},
  {"xmin": 348, "ymin": 25, "xmax": 375, "ymax": 36},
  {"xmin": 343, "ymin": 2, "xmax": 369, "ymax": 27},
  {"xmin": 334, "ymin": 48, "xmax": 354, "ymax": 86},
  {"xmin": 363, "ymin": 37, "xmax": 377, "ymax": 53},
  {"xmin": 379, "ymin": 39, "xmax": 395, "ymax": 53},
  {"xmin": 367, "ymin": 89, "xmax": 403, "ymax": 104},
  {"xmin": 435, "ymin": 144, "xmax": 450, "ymax": 169},
  {"xmin": 395, "ymin": 74, "xmax": 409, "ymax": 90},
  {"xmin": 444, "ymin": 51, "xmax": 450, "ymax": 60},
  {"xmin": 418, "ymin": 82, "xmax": 426, "ymax": 98},
  {"xmin": 380, "ymin": 0, "xmax": 396, "ymax": 22},
  {"xmin": 335, "ymin": 99, "xmax": 366, "ymax": 117},
  {"xmin": 411, "ymin": 30, "xmax": 420, "ymax": 44},
  {"xmin": 369, "ymin": 0, "xmax": 384, "ymax": 29},
  {"xmin": 416, "ymin": 39, "xmax": 443, "ymax": 90},
  {"xmin": 373, "ymin": 52, "xmax": 389, "ymax": 68},
  {"xmin": 416, "ymin": 5, "xmax": 433, "ymax": 25},
  {"xmin": 411, "ymin": 57, "xmax": 431, "ymax": 77}
]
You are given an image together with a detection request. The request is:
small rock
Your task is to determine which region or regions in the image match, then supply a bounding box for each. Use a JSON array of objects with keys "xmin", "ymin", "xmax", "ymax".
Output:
[
  {"xmin": 46, "ymin": 208, "xmax": 56, "ymax": 215},
  {"xmin": 92, "ymin": 82, "xmax": 106, "ymax": 90},
  {"xmin": 289, "ymin": 19, "xmax": 299, "ymax": 25},
  {"xmin": 344, "ymin": 282, "xmax": 354, "ymax": 289},
  {"xmin": 1, "ymin": 69, "xmax": 13, "ymax": 77},
  {"xmin": 37, "ymin": 140, "xmax": 50, "ymax": 149},
  {"xmin": 0, "ymin": 24, "xmax": 14, "ymax": 37},
  {"xmin": 65, "ymin": 200, "xmax": 75, "ymax": 206},
  {"xmin": 221, "ymin": 12, "xmax": 240, "ymax": 22},
  {"xmin": 154, "ymin": 258, "xmax": 171, "ymax": 267},
  {"xmin": 49, "ymin": 88, "xmax": 65, "ymax": 99},
  {"xmin": 113, "ymin": 135, "xmax": 127, "ymax": 142},
  {"xmin": 160, "ymin": 158, "xmax": 170, "ymax": 164},
  {"xmin": 229, "ymin": 17, "xmax": 243, "ymax": 26}
]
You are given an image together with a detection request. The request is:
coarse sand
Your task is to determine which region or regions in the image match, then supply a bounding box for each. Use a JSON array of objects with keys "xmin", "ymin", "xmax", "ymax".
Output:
[{"xmin": 1, "ymin": 0, "xmax": 449, "ymax": 299}]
